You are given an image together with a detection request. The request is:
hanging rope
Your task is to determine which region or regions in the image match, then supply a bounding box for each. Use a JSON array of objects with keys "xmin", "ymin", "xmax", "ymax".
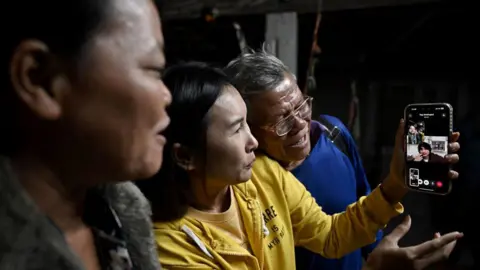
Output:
[
  {"xmin": 303, "ymin": 0, "xmax": 323, "ymax": 94},
  {"xmin": 347, "ymin": 80, "xmax": 361, "ymax": 139},
  {"xmin": 233, "ymin": 22, "xmax": 248, "ymax": 52}
]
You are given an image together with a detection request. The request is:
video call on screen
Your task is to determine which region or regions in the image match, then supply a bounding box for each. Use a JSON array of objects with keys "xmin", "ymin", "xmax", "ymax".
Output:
[{"xmin": 405, "ymin": 104, "xmax": 451, "ymax": 194}]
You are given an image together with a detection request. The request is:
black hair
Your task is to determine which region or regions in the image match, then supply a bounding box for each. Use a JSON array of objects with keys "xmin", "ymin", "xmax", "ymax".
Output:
[
  {"xmin": 418, "ymin": 142, "xmax": 432, "ymax": 153},
  {"xmin": 1, "ymin": 0, "xmax": 113, "ymax": 155},
  {"xmin": 136, "ymin": 62, "xmax": 231, "ymax": 222},
  {"xmin": 3, "ymin": 1, "xmax": 112, "ymax": 79}
]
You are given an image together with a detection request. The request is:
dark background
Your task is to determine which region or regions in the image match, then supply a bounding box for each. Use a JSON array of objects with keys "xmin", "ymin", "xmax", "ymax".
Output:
[{"xmin": 161, "ymin": 1, "xmax": 479, "ymax": 268}]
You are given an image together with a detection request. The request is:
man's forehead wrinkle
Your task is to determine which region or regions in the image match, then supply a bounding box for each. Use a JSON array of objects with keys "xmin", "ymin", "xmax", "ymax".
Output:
[
  {"xmin": 279, "ymin": 86, "xmax": 299, "ymax": 111},
  {"xmin": 274, "ymin": 76, "xmax": 294, "ymax": 94}
]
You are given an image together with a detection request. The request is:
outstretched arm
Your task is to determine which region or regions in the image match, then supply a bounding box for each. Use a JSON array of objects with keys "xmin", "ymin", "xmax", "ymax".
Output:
[{"xmin": 322, "ymin": 115, "xmax": 383, "ymax": 258}]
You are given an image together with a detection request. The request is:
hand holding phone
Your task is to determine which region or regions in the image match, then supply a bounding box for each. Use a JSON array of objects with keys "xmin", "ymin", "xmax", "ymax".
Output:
[{"xmin": 404, "ymin": 103, "xmax": 454, "ymax": 195}]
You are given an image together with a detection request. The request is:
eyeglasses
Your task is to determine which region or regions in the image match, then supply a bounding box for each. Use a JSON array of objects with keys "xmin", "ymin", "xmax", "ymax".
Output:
[{"xmin": 262, "ymin": 96, "xmax": 313, "ymax": 137}]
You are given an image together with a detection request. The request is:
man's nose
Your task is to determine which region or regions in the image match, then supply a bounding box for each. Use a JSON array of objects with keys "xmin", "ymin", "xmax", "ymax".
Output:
[{"xmin": 290, "ymin": 114, "xmax": 307, "ymax": 134}]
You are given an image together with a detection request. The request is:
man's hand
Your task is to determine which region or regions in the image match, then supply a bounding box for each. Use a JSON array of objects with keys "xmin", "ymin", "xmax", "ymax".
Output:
[
  {"xmin": 381, "ymin": 119, "xmax": 461, "ymax": 203},
  {"xmin": 363, "ymin": 215, "xmax": 463, "ymax": 270}
]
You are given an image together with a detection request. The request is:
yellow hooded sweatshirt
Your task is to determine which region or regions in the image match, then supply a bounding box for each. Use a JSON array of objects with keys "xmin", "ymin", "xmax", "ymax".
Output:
[{"xmin": 154, "ymin": 154, "xmax": 403, "ymax": 270}]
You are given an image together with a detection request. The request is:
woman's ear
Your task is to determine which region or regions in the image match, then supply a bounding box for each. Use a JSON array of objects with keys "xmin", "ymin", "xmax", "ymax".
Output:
[
  {"xmin": 172, "ymin": 143, "xmax": 195, "ymax": 171},
  {"xmin": 10, "ymin": 40, "xmax": 65, "ymax": 120}
]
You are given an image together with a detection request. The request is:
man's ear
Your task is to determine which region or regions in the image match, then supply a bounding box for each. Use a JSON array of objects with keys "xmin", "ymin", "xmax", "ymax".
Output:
[
  {"xmin": 172, "ymin": 143, "xmax": 196, "ymax": 171},
  {"xmin": 9, "ymin": 39, "xmax": 66, "ymax": 120}
]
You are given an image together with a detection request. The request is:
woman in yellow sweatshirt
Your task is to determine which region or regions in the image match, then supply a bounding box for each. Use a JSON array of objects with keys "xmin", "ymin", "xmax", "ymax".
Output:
[{"xmin": 136, "ymin": 62, "xmax": 458, "ymax": 270}]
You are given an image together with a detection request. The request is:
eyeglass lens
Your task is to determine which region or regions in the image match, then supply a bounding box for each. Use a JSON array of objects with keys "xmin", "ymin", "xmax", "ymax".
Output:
[{"xmin": 275, "ymin": 97, "xmax": 312, "ymax": 136}]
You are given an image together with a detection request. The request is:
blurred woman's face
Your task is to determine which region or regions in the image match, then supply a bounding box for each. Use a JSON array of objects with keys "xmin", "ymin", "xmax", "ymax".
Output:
[
  {"xmin": 199, "ymin": 86, "xmax": 258, "ymax": 187},
  {"xmin": 10, "ymin": 0, "xmax": 171, "ymax": 183}
]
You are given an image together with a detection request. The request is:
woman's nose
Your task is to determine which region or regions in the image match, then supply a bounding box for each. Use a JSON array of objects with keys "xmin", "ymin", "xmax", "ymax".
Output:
[{"xmin": 246, "ymin": 133, "xmax": 258, "ymax": 153}]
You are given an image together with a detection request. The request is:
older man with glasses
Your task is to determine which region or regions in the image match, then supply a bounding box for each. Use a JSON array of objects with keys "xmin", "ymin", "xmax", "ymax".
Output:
[
  {"xmin": 224, "ymin": 49, "xmax": 378, "ymax": 270},
  {"xmin": 224, "ymin": 49, "xmax": 461, "ymax": 270}
]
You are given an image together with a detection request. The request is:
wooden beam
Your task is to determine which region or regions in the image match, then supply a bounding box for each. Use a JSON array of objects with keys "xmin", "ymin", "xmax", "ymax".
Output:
[{"xmin": 160, "ymin": 0, "xmax": 439, "ymax": 20}]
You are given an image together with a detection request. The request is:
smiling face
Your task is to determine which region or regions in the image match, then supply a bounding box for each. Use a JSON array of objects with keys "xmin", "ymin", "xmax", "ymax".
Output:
[
  {"xmin": 247, "ymin": 73, "xmax": 312, "ymax": 164},
  {"xmin": 201, "ymin": 86, "xmax": 258, "ymax": 186}
]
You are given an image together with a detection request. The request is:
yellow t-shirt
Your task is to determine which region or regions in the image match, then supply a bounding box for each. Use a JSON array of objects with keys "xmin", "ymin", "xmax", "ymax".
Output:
[
  {"xmin": 187, "ymin": 188, "xmax": 252, "ymax": 253},
  {"xmin": 155, "ymin": 154, "xmax": 403, "ymax": 270}
]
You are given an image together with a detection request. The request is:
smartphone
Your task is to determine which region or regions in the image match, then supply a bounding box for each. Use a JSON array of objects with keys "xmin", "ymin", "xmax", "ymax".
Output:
[{"xmin": 404, "ymin": 103, "xmax": 453, "ymax": 195}]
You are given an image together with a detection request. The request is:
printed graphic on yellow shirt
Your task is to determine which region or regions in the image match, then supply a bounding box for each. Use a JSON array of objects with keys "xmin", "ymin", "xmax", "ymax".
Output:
[{"xmin": 262, "ymin": 205, "xmax": 286, "ymax": 250}]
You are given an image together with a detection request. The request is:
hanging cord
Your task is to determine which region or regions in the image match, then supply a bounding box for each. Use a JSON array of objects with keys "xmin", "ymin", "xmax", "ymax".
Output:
[
  {"xmin": 347, "ymin": 80, "xmax": 362, "ymax": 143},
  {"xmin": 233, "ymin": 21, "xmax": 248, "ymax": 52},
  {"xmin": 303, "ymin": 0, "xmax": 323, "ymax": 94}
]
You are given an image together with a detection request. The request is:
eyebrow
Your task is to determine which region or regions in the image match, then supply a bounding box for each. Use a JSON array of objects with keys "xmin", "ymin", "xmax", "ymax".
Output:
[
  {"xmin": 273, "ymin": 97, "xmax": 304, "ymax": 119},
  {"xmin": 229, "ymin": 117, "xmax": 244, "ymax": 128}
]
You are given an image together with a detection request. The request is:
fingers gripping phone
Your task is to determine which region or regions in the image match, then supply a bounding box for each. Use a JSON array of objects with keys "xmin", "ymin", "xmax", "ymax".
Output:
[{"xmin": 404, "ymin": 103, "xmax": 453, "ymax": 195}]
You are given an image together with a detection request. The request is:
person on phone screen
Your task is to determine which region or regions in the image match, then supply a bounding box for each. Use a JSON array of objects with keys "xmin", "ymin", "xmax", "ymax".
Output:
[
  {"xmin": 407, "ymin": 125, "xmax": 422, "ymax": 144},
  {"xmin": 413, "ymin": 142, "xmax": 447, "ymax": 163},
  {"xmin": 416, "ymin": 122, "xmax": 425, "ymax": 142}
]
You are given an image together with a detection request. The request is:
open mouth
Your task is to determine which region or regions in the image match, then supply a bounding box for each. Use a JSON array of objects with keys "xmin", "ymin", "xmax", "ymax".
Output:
[
  {"xmin": 156, "ymin": 117, "xmax": 170, "ymax": 133},
  {"xmin": 291, "ymin": 134, "xmax": 307, "ymax": 147},
  {"xmin": 154, "ymin": 118, "xmax": 170, "ymax": 146}
]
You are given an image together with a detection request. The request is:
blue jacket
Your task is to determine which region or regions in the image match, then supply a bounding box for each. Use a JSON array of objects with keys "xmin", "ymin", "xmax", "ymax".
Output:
[{"xmin": 292, "ymin": 115, "xmax": 382, "ymax": 270}]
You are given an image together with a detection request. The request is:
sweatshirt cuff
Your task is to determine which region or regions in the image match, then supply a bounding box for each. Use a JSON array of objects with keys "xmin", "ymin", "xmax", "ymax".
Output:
[{"xmin": 362, "ymin": 186, "xmax": 404, "ymax": 225}]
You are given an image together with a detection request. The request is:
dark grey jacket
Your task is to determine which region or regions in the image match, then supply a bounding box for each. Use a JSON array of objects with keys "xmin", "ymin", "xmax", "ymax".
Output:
[{"xmin": 0, "ymin": 157, "xmax": 161, "ymax": 270}]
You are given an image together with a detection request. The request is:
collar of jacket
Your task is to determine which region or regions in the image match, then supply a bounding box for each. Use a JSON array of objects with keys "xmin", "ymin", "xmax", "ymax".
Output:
[{"xmin": 0, "ymin": 156, "xmax": 161, "ymax": 270}]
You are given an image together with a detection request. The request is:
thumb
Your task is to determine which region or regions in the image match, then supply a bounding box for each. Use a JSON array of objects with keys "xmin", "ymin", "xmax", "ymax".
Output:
[
  {"xmin": 389, "ymin": 119, "xmax": 405, "ymax": 177},
  {"xmin": 385, "ymin": 215, "xmax": 411, "ymax": 244}
]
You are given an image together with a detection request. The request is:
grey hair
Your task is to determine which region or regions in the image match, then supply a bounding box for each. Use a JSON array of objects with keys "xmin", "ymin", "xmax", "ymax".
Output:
[{"xmin": 224, "ymin": 44, "xmax": 293, "ymax": 97}]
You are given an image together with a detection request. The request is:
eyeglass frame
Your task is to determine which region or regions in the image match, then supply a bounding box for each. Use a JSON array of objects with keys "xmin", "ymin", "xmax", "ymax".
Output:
[{"xmin": 259, "ymin": 95, "xmax": 313, "ymax": 137}]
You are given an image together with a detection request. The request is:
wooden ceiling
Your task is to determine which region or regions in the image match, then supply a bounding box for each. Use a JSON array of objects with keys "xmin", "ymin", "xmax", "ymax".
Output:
[{"xmin": 159, "ymin": 0, "xmax": 439, "ymax": 20}]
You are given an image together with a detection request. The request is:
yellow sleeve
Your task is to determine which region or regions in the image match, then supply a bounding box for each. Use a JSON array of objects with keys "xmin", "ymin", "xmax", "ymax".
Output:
[
  {"xmin": 280, "ymin": 165, "xmax": 403, "ymax": 259},
  {"xmin": 154, "ymin": 227, "xmax": 218, "ymax": 269}
]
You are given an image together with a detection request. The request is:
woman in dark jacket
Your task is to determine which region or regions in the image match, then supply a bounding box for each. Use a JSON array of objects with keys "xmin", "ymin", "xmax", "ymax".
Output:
[{"xmin": 0, "ymin": 0, "xmax": 171, "ymax": 269}]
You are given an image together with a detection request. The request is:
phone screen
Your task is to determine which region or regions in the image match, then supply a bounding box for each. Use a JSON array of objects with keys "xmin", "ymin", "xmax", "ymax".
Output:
[{"xmin": 405, "ymin": 103, "xmax": 452, "ymax": 194}]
